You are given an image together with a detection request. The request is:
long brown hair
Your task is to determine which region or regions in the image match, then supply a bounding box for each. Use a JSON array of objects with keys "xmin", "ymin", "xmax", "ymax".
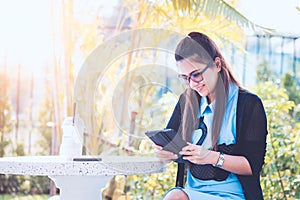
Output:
[{"xmin": 175, "ymin": 32, "xmax": 241, "ymax": 150}]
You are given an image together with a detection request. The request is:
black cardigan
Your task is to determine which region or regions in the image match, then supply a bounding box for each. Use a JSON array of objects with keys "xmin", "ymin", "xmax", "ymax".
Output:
[{"xmin": 166, "ymin": 89, "xmax": 268, "ymax": 200}]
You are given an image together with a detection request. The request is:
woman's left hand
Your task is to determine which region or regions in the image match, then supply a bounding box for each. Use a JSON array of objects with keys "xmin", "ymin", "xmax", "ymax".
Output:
[{"xmin": 179, "ymin": 142, "xmax": 217, "ymax": 165}]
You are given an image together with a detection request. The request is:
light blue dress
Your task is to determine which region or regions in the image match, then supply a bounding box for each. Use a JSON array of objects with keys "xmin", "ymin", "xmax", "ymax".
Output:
[{"xmin": 166, "ymin": 83, "xmax": 245, "ymax": 200}]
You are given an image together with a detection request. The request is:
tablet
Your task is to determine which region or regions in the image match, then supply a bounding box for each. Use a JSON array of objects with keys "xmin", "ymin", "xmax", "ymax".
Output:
[{"xmin": 145, "ymin": 129, "xmax": 187, "ymax": 155}]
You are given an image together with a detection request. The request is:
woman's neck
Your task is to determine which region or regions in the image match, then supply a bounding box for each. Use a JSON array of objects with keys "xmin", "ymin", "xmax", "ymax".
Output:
[{"xmin": 207, "ymin": 93, "xmax": 216, "ymax": 104}]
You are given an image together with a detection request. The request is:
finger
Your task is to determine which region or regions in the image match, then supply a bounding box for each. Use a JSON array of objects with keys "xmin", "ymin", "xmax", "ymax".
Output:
[
  {"xmin": 157, "ymin": 152, "xmax": 172, "ymax": 158},
  {"xmin": 182, "ymin": 155, "xmax": 194, "ymax": 162},
  {"xmin": 179, "ymin": 149, "xmax": 191, "ymax": 155},
  {"xmin": 155, "ymin": 148, "xmax": 178, "ymax": 158},
  {"xmin": 166, "ymin": 154, "xmax": 178, "ymax": 160},
  {"xmin": 180, "ymin": 146, "xmax": 198, "ymax": 155},
  {"xmin": 153, "ymin": 144, "xmax": 163, "ymax": 150},
  {"xmin": 157, "ymin": 153, "xmax": 178, "ymax": 161},
  {"xmin": 181, "ymin": 144, "xmax": 197, "ymax": 151},
  {"xmin": 182, "ymin": 155, "xmax": 200, "ymax": 164},
  {"xmin": 180, "ymin": 150, "xmax": 199, "ymax": 157}
]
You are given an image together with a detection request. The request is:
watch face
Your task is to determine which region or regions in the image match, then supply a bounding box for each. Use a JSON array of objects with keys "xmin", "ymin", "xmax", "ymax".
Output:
[{"xmin": 216, "ymin": 152, "xmax": 225, "ymax": 168}]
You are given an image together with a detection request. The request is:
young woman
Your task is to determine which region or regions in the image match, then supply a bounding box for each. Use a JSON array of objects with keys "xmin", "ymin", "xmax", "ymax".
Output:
[{"xmin": 154, "ymin": 32, "xmax": 268, "ymax": 200}]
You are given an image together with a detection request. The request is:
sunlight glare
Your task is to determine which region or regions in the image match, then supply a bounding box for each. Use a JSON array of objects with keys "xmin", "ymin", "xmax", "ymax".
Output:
[{"xmin": 0, "ymin": 0, "xmax": 52, "ymax": 71}]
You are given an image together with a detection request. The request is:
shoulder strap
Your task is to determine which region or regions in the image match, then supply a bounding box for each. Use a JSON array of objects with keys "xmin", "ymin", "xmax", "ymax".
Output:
[{"xmin": 175, "ymin": 163, "xmax": 185, "ymax": 187}]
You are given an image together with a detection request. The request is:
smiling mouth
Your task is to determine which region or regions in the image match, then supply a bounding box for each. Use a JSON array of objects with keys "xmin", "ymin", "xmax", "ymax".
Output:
[
  {"xmin": 196, "ymin": 87, "xmax": 203, "ymax": 91},
  {"xmin": 194, "ymin": 84, "xmax": 205, "ymax": 91}
]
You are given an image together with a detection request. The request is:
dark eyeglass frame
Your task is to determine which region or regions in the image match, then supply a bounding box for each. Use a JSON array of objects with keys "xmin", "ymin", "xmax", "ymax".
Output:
[{"xmin": 178, "ymin": 60, "xmax": 214, "ymax": 85}]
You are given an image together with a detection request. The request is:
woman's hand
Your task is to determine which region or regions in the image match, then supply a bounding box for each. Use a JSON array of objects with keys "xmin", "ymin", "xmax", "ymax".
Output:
[
  {"xmin": 180, "ymin": 143, "xmax": 253, "ymax": 175},
  {"xmin": 153, "ymin": 144, "xmax": 178, "ymax": 163},
  {"xmin": 179, "ymin": 142, "xmax": 218, "ymax": 165}
]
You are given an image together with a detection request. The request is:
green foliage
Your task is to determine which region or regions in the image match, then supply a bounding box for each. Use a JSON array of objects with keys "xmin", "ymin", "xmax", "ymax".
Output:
[
  {"xmin": 0, "ymin": 194, "xmax": 49, "ymax": 199},
  {"xmin": 0, "ymin": 69, "xmax": 52, "ymax": 196},
  {"xmin": 0, "ymin": 174, "xmax": 24, "ymax": 195},
  {"xmin": 0, "ymin": 144, "xmax": 28, "ymax": 195},
  {"xmin": 126, "ymin": 162, "xmax": 177, "ymax": 200},
  {"xmin": 282, "ymin": 72, "xmax": 300, "ymax": 123},
  {"xmin": 255, "ymin": 61, "xmax": 300, "ymax": 199},
  {"xmin": 256, "ymin": 59, "xmax": 277, "ymax": 84},
  {"xmin": 0, "ymin": 70, "xmax": 25, "ymax": 195},
  {"xmin": 100, "ymin": 92, "xmax": 178, "ymax": 199},
  {"xmin": 35, "ymin": 86, "xmax": 55, "ymax": 155},
  {"xmin": 15, "ymin": 143, "xmax": 25, "ymax": 156},
  {"xmin": 0, "ymin": 175, "xmax": 50, "ymax": 196},
  {"xmin": 0, "ymin": 70, "xmax": 14, "ymax": 157},
  {"xmin": 0, "ymin": 141, "xmax": 9, "ymax": 157},
  {"xmin": 253, "ymin": 82, "xmax": 300, "ymax": 200},
  {"xmin": 282, "ymin": 73, "xmax": 300, "ymax": 106},
  {"xmin": 162, "ymin": 0, "xmax": 271, "ymax": 33},
  {"xmin": 21, "ymin": 176, "xmax": 50, "ymax": 195}
]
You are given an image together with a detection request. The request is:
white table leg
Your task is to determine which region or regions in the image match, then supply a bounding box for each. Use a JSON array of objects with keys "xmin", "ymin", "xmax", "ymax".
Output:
[{"xmin": 48, "ymin": 175, "xmax": 113, "ymax": 200}]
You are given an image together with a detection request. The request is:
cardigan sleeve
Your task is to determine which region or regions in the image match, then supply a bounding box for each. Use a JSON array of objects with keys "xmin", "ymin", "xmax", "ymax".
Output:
[{"xmin": 238, "ymin": 94, "xmax": 268, "ymax": 176}]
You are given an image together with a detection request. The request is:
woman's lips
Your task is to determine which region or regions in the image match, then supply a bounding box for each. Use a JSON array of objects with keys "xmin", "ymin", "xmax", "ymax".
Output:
[{"xmin": 194, "ymin": 84, "xmax": 204, "ymax": 92}]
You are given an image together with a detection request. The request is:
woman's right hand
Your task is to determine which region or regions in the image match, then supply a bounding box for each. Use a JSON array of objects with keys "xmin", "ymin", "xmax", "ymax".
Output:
[{"xmin": 153, "ymin": 144, "xmax": 178, "ymax": 163}]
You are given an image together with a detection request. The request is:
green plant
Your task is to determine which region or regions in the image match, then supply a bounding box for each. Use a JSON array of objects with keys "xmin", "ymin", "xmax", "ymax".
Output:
[
  {"xmin": 127, "ymin": 162, "xmax": 177, "ymax": 200},
  {"xmin": 0, "ymin": 70, "xmax": 14, "ymax": 157},
  {"xmin": 253, "ymin": 82, "xmax": 300, "ymax": 200}
]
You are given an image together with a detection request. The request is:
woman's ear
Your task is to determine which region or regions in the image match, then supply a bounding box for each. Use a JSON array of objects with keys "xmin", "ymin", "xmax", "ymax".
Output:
[{"xmin": 214, "ymin": 57, "xmax": 222, "ymax": 72}]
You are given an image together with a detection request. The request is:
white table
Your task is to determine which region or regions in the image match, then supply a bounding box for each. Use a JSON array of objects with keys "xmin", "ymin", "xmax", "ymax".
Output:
[{"xmin": 0, "ymin": 156, "xmax": 165, "ymax": 200}]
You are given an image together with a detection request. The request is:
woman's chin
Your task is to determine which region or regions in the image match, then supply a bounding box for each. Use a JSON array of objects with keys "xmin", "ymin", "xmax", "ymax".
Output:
[
  {"xmin": 193, "ymin": 87, "xmax": 207, "ymax": 96},
  {"xmin": 195, "ymin": 90, "xmax": 207, "ymax": 97}
]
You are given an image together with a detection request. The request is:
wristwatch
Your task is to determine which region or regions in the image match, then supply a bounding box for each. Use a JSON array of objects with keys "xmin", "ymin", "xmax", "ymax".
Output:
[{"xmin": 215, "ymin": 152, "xmax": 225, "ymax": 168}]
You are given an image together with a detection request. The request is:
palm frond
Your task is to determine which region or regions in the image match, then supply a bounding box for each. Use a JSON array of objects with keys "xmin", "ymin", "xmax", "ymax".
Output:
[{"xmin": 168, "ymin": 0, "xmax": 274, "ymax": 34}]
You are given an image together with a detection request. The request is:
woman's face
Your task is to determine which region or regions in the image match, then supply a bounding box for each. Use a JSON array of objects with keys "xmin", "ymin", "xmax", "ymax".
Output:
[{"xmin": 177, "ymin": 58, "xmax": 221, "ymax": 103}]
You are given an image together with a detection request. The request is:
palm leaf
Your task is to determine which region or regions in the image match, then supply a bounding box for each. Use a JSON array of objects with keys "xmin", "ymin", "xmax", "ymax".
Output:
[{"xmin": 167, "ymin": 0, "xmax": 273, "ymax": 34}]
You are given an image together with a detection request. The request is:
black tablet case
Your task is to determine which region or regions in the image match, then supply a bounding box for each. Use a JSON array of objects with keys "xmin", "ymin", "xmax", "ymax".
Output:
[{"xmin": 145, "ymin": 129, "xmax": 188, "ymax": 163}]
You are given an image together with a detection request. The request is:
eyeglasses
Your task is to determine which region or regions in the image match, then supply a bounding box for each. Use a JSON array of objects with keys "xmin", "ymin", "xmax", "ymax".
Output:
[{"xmin": 178, "ymin": 60, "xmax": 214, "ymax": 85}]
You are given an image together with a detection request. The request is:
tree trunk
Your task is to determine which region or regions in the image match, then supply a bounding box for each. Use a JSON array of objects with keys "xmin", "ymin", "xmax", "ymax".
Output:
[
  {"xmin": 28, "ymin": 73, "xmax": 34, "ymax": 154},
  {"xmin": 61, "ymin": 0, "xmax": 74, "ymax": 116},
  {"xmin": 15, "ymin": 65, "xmax": 21, "ymax": 143}
]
